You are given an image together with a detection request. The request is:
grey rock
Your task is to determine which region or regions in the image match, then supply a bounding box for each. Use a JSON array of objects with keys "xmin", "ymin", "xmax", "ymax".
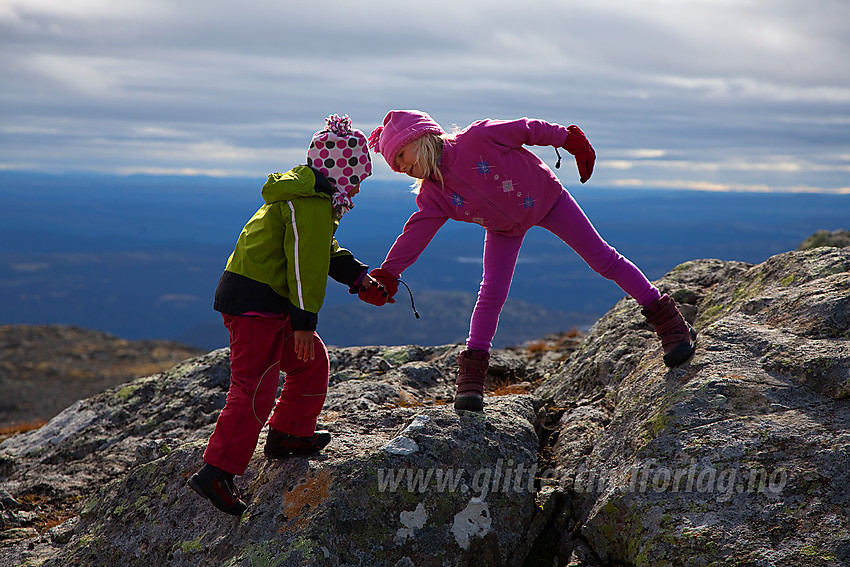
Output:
[
  {"xmin": 1, "ymin": 247, "xmax": 848, "ymax": 566},
  {"xmin": 1, "ymin": 341, "xmax": 550, "ymax": 566},
  {"xmin": 42, "ymin": 396, "xmax": 542, "ymax": 567},
  {"xmin": 534, "ymin": 248, "xmax": 850, "ymax": 566}
]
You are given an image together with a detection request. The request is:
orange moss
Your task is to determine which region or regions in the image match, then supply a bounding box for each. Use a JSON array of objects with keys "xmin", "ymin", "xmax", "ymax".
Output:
[
  {"xmin": 37, "ymin": 512, "xmax": 78, "ymax": 532},
  {"xmin": 490, "ymin": 382, "xmax": 533, "ymax": 397},
  {"xmin": 0, "ymin": 419, "xmax": 47, "ymax": 436},
  {"xmin": 278, "ymin": 468, "xmax": 333, "ymax": 533}
]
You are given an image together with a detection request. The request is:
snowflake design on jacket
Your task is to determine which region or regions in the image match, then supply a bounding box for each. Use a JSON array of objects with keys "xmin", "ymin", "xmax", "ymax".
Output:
[{"xmin": 452, "ymin": 193, "xmax": 465, "ymax": 207}]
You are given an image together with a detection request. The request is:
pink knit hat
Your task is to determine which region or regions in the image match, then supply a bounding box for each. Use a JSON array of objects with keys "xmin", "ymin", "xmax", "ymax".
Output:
[
  {"xmin": 368, "ymin": 110, "xmax": 445, "ymax": 172},
  {"xmin": 307, "ymin": 114, "xmax": 372, "ymax": 195}
]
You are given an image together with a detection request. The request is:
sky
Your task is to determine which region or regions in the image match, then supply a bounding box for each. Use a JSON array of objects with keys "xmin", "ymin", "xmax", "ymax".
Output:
[{"xmin": 1, "ymin": 0, "xmax": 849, "ymax": 193}]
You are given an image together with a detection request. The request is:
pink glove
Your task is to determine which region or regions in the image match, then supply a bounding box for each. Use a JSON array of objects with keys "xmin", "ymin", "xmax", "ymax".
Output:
[
  {"xmin": 562, "ymin": 125, "xmax": 596, "ymax": 183},
  {"xmin": 358, "ymin": 268, "xmax": 398, "ymax": 306}
]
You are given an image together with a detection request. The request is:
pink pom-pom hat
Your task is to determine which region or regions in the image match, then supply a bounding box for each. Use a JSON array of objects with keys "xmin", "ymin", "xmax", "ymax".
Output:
[
  {"xmin": 368, "ymin": 110, "xmax": 445, "ymax": 172},
  {"xmin": 307, "ymin": 114, "xmax": 372, "ymax": 194}
]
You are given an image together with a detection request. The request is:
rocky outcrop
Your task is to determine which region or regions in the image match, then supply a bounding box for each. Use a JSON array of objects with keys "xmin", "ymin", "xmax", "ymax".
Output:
[
  {"xmin": 534, "ymin": 246, "xmax": 850, "ymax": 566},
  {"xmin": 798, "ymin": 229, "xmax": 850, "ymax": 250},
  {"xmin": 0, "ymin": 246, "xmax": 848, "ymax": 566},
  {"xmin": 0, "ymin": 342, "xmax": 576, "ymax": 567}
]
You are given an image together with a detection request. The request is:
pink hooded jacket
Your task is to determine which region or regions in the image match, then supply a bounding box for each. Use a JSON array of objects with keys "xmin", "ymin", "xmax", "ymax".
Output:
[{"xmin": 381, "ymin": 117, "xmax": 573, "ymax": 278}]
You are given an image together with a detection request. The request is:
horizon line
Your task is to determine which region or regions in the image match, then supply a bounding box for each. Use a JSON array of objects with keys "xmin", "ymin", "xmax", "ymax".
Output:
[{"xmin": 1, "ymin": 167, "xmax": 848, "ymax": 196}]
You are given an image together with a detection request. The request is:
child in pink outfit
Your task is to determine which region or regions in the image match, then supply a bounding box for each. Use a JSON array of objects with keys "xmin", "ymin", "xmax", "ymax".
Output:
[{"xmin": 363, "ymin": 110, "xmax": 696, "ymax": 411}]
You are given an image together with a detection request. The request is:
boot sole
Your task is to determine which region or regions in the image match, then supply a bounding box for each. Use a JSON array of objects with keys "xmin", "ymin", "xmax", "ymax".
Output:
[
  {"xmin": 663, "ymin": 326, "xmax": 698, "ymax": 368},
  {"xmin": 454, "ymin": 395, "xmax": 484, "ymax": 412},
  {"xmin": 264, "ymin": 434, "xmax": 332, "ymax": 460},
  {"xmin": 264, "ymin": 447, "xmax": 318, "ymax": 460},
  {"xmin": 264, "ymin": 446, "xmax": 327, "ymax": 459}
]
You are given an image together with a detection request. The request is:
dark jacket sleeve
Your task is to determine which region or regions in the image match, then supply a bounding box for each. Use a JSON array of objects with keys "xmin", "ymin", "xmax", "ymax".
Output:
[
  {"xmin": 329, "ymin": 253, "xmax": 367, "ymax": 287},
  {"xmin": 288, "ymin": 306, "xmax": 318, "ymax": 332}
]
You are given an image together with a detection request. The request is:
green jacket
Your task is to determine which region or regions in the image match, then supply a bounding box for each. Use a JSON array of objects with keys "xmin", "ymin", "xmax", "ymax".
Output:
[{"xmin": 213, "ymin": 166, "xmax": 366, "ymax": 331}]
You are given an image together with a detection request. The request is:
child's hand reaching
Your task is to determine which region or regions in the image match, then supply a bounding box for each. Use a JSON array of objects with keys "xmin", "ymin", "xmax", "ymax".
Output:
[{"xmin": 293, "ymin": 330, "xmax": 316, "ymax": 361}]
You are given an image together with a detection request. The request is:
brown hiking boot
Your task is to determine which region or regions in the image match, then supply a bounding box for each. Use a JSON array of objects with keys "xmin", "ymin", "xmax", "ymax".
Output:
[
  {"xmin": 642, "ymin": 293, "xmax": 697, "ymax": 367},
  {"xmin": 453, "ymin": 349, "xmax": 490, "ymax": 412}
]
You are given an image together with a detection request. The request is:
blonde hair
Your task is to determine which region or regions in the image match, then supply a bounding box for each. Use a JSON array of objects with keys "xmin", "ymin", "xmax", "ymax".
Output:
[{"xmin": 409, "ymin": 133, "xmax": 449, "ymax": 193}]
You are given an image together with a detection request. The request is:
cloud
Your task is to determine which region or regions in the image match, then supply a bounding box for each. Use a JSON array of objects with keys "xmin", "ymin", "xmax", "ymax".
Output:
[
  {"xmin": 610, "ymin": 178, "xmax": 850, "ymax": 195},
  {"xmin": 0, "ymin": 0, "xmax": 847, "ymax": 194},
  {"xmin": 653, "ymin": 75, "xmax": 850, "ymax": 104}
]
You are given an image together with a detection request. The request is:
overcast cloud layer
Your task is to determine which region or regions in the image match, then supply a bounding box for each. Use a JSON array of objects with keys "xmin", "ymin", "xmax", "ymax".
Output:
[{"xmin": 2, "ymin": 0, "xmax": 848, "ymax": 192}]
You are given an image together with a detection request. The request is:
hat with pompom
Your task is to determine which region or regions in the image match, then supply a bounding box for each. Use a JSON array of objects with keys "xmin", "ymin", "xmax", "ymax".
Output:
[
  {"xmin": 368, "ymin": 110, "xmax": 445, "ymax": 172},
  {"xmin": 307, "ymin": 114, "xmax": 372, "ymax": 195}
]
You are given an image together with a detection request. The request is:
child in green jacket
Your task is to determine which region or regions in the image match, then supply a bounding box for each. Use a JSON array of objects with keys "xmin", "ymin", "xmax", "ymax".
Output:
[{"xmin": 188, "ymin": 115, "xmax": 388, "ymax": 515}]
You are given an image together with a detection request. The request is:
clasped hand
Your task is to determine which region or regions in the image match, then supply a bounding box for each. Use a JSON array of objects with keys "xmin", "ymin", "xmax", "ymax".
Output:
[{"xmin": 354, "ymin": 269, "xmax": 398, "ymax": 307}]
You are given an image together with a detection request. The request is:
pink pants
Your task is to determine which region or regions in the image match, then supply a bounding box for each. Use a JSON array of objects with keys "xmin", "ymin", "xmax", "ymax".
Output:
[
  {"xmin": 466, "ymin": 189, "xmax": 661, "ymax": 351},
  {"xmin": 203, "ymin": 314, "xmax": 329, "ymax": 475}
]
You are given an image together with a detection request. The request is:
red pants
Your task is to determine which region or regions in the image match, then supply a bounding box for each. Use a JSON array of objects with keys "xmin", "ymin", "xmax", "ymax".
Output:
[{"xmin": 203, "ymin": 314, "xmax": 329, "ymax": 475}]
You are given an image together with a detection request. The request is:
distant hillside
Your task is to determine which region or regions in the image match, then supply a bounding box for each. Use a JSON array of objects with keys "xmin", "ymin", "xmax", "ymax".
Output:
[
  {"xmin": 0, "ymin": 325, "xmax": 202, "ymax": 429},
  {"xmin": 1, "ymin": 172, "xmax": 849, "ymax": 349},
  {"xmin": 180, "ymin": 289, "xmax": 596, "ymax": 351}
]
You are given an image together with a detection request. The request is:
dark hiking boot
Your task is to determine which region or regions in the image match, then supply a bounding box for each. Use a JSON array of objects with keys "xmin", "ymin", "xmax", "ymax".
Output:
[
  {"xmin": 453, "ymin": 349, "xmax": 490, "ymax": 412},
  {"xmin": 642, "ymin": 293, "xmax": 698, "ymax": 367},
  {"xmin": 264, "ymin": 429, "xmax": 332, "ymax": 459},
  {"xmin": 187, "ymin": 463, "xmax": 247, "ymax": 516}
]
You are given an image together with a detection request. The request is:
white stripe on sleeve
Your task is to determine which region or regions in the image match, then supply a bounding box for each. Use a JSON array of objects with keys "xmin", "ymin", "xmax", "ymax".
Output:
[{"xmin": 287, "ymin": 201, "xmax": 305, "ymax": 309}]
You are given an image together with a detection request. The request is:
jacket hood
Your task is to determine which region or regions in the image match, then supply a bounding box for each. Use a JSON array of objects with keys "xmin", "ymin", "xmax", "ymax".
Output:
[{"xmin": 261, "ymin": 166, "xmax": 330, "ymax": 205}]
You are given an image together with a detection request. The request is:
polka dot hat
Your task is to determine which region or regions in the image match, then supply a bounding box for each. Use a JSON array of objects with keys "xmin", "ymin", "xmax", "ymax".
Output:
[{"xmin": 306, "ymin": 114, "xmax": 372, "ymax": 195}]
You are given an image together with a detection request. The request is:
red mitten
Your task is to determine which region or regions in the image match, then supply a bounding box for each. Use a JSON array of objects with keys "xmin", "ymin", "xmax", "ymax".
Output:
[
  {"xmin": 358, "ymin": 268, "xmax": 398, "ymax": 306},
  {"xmin": 370, "ymin": 268, "xmax": 399, "ymax": 295},
  {"xmin": 562, "ymin": 125, "xmax": 596, "ymax": 183}
]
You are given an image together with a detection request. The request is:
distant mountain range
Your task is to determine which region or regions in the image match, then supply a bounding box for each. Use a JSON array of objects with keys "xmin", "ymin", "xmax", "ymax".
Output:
[{"xmin": 1, "ymin": 171, "xmax": 847, "ymax": 349}]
